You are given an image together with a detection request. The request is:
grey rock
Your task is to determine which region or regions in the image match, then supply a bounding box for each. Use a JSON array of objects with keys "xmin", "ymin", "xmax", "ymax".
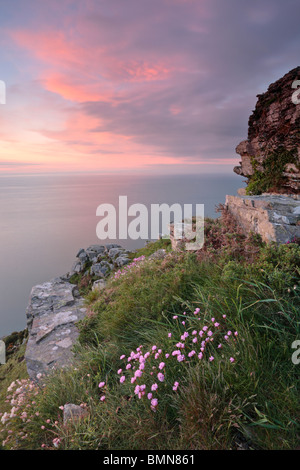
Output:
[
  {"xmin": 149, "ymin": 249, "xmax": 167, "ymax": 260},
  {"xmin": 108, "ymin": 247, "xmax": 125, "ymax": 259},
  {"xmin": 71, "ymin": 260, "xmax": 84, "ymax": 274},
  {"xmin": 87, "ymin": 245, "xmax": 106, "ymax": 253},
  {"xmin": 105, "ymin": 244, "xmax": 122, "ymax": 252},
  {"xmin": 115, "ymin": 256, "xmax": 130, "ymax": 267},
  {"xmin": 90, "ymin": 261, "xmax": 112, "ymax": 277},
  {"xmin": 76, "ymin": 248, "xmax": 85, "ymax": 258},
  {"xmin": 78, "ymin": 250, "xmax": 89, "ymax": 264},
  {"xmin": 92, "ymin": 279, "xmax": 107, "ymax": 292},
  {"xmin": 63, "ymin": 404, "xmax": 89, "ymax": 425},
  {"xmin": 225, "ymin": 194, "xmax": 300, "ymax": 244},
  {"xmin": 86, "ymin": 245, "xmax": 106, "ymax": 262},
  {"xmin": 25, "ymin": 277, "xmax": 87, "ymax": 381}
]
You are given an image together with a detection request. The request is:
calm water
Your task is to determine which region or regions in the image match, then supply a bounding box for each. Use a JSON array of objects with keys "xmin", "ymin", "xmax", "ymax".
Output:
[{"xmin": 0, "ymin": 173, "xmax": 243, "ymax": 335}]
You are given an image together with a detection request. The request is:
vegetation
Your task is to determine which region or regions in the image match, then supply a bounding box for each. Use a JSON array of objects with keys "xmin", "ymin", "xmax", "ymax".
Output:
[
  {"xmin": 246, "ymin": 147, "xmax": 299, "ymax": 195},
  {"xmin": 0, "ymin": 210, "xmax": 299, "ymax": 450}
]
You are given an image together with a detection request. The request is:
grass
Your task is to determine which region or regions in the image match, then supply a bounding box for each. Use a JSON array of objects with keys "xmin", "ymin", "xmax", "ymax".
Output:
[{"xmin": 1, "ymin": 215, "xmax": 299, "ymax": 450}]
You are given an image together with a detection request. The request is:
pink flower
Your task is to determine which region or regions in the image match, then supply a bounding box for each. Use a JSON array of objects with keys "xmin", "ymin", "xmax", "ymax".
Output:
[
  {"xmin": 157, "ymin": 372, "xmax": 165, "ymax": 382},
  {"xmin": 222, "ymin": 314, "xmax": 226, "ymax": 319},
  {"xmin": 177, "ymin": 354, "xmax": 185, "ymax": 362},
  {"xmin": 151, "ymin": 383, "xmax": 158, "ymax": 391},
  {"xmin": 117, "ymin": 369, "xmax": 122, "ymax": 375},
  {"xmin": 151, "ymin": 398, "xmax": 158, "ymax": 407},
  {"xmin": 147, "ymin": 393, "xmax": 153, "ymax": 400},
  {"xmin": 120, "ymin": 376, "xmax": 126, "ymax": 383},
  {"xmin": 209, "ymin": 356, "xmax": 214, "ymax": 362},
  {"xmin": 168, "ymin": 333, "xmax": 172, "ymax": 338},
  {"xmin": 100, "ymin": 395, "xmax": 106, "ymax": 402},
  {"xmin": 173, "ymin": 316, "xmax": 178, "ymax": 319},
  {"xmin": 230, "ymin": 357, "xmax": 235, "ymax": 363},
  {"xmin": 192, "ymin": 337, "xmax": 198, "ymax": 343},
  {"xmin": 165, "ymin": 353, "xmax": 170, "ymax": 358},
  {"xmin": 214, "ymin": 322, "xmax": 220, "ymax": 327},
  {"xmin": 98, "ymin": 382, "xmax": 105, "ymax": 388},
  {"xmin": 120, "ymin": 355, "xmax": 125, "ymax": 360},
  {"xmin": 173, "ymin": 381, "xmax": 179, "ymax": 391},
  {"xmin": 158, "ymin": 362, "xmax": 165, "ymax": 370},
  {"xmin": 52, "ymin": 438, "xmax": 61, "ymax": 448}
]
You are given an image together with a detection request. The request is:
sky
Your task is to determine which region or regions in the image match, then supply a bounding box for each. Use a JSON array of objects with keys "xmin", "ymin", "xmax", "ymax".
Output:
[{"xmin": 0, "ymin": 0, "xmax": 300, "ymax": 175}]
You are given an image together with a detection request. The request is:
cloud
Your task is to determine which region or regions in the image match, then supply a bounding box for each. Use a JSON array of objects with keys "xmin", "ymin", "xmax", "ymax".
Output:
[
  {"xmin": 2, "ymin": 0, "xmax": 300, "ymax": 172},
  {"xmin": 0, "ymin": 161, "xmax": 41, "ymax": 166}
]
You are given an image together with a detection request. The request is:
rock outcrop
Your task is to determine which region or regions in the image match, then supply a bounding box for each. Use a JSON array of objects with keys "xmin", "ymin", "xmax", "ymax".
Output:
[
  {"xmin": 25, "ymin": 243, "xmax": 131, "ymax": 381},
  {"xmin": 69, "ymin": 244, "xmax": 130, "ymax": 277},
  {"xmin": 25, "ymin": 278, "xmax": 87, "ymax": 381},
  {"xmin": 234, "ymin": 66, "xmax": 300, "ymax": 193},
  {"xmin": 225, "ymin": 194, "xmax": 300, "ymax": 244}
]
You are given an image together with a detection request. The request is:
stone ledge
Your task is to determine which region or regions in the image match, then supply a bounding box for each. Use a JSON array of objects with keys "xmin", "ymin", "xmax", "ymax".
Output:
[
  {"xmin": 225, "ymin": 194, "xmax": 300, "ymax": 244},
  {"xmin": 25, "ymin": 277, "xmax": 87, "ymax": 381}
]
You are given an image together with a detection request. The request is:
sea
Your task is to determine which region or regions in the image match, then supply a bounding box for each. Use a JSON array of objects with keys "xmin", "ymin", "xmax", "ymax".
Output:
[{"xmin": 0, "ymin": 173, "xmax": 244, "ymax": 335}]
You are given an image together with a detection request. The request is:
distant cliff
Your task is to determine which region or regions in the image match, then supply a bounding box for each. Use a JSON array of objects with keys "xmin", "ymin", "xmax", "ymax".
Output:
[{"xmin": 234, "ymin": 66, "xmax": 300, "ymax": 194}]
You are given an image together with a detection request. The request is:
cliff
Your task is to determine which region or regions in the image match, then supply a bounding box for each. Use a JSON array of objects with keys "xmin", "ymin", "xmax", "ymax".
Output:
[{"xmin": 234, "ymin": 66, "xmax": 300, "ymax": 193}]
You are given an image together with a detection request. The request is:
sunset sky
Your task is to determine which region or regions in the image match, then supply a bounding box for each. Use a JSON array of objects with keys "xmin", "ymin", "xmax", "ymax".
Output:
[{"xmin": 0, "ymin": 0, "xmax": 299, "ymax": 175}]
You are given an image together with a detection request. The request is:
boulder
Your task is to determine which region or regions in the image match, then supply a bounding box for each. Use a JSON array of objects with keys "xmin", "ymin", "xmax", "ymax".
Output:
[
  {"xmin": 86, "ymin": 245, "xmax": 106, "ymax": 262},
  {"xmin": 71, "ymin": 260, "xmax": 84, "ymax": 274},
  {"xmin": 115, "ymin": 256, "xmax": 130, "ymax": 267},
  {"xmin": 105, "ymin": 244, "xmax": 122, "ymax": 252},
  {"xmin": 92, "ymin": 279, "xmax": 107, "ymax": 292},
  {"xmin": 108, "ymin": 247, "xmax": 125, "ymax": 259},
  {"xmin": 63, "ymin": 404, "xmax": 89, "ymax": 425},
  {"xmin": 90, "ymin": 261, "xmax": 111, "ymax": 277},
  {"xmin": 149, "ymin": 249, "xmax": 167, "ymax": 260}
]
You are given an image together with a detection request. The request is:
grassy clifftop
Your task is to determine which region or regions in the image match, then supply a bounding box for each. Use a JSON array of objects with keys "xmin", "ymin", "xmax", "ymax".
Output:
[{"xmin": 1, "ymin": 210, "xmax": 299, "ymax": 450}]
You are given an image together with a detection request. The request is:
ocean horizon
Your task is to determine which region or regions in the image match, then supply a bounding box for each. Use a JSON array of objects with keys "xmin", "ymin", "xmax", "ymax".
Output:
[{"xmin": 0, "ymin": 172, "xmax": 244, "ymax": 336}]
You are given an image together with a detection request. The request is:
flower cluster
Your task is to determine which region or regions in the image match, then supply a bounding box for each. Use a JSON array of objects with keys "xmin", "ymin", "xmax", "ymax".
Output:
[
  {"xmin": 114, "ymin": 256, "xmax": 146, "ymax": 280},
  {"xmin": 97, "ymin": 308, "xmax": 239, "ymax": 413},
  {"xmin": 0, "ymin": 377, "xmax": 66, "ymax": 449},
  {"xmin": 0, "ymin": 378, "xmax": 42, "ymax": 447}
]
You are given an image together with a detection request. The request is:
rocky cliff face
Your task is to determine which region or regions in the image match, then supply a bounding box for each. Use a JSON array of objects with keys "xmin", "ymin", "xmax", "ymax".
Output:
[{"xmin": 234, "ymin": 66, "xmax": 300, "ymax": 193}]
